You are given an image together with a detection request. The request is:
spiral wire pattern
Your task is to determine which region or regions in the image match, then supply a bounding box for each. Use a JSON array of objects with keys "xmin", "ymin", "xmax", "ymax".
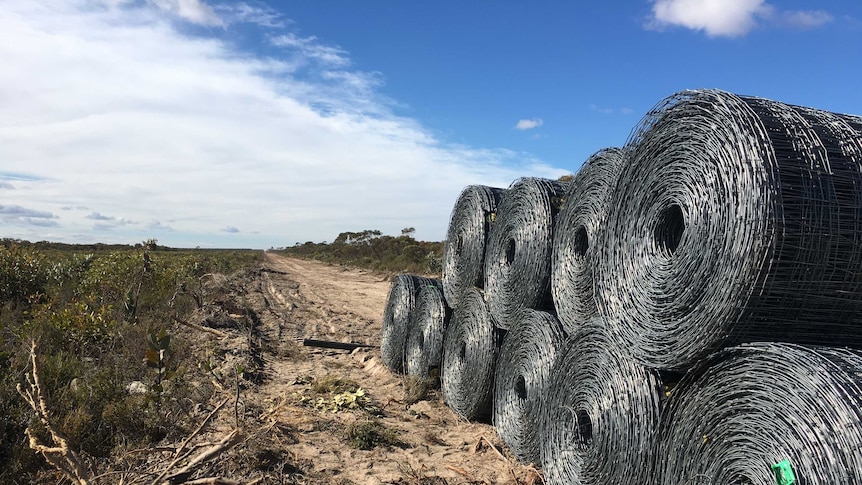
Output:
[
  {"xmin": 442, "ymin": 185, "xmax": 506, "ymax": 308},
  {"xmin": 656, "ymin": 342, "xmax": 862, "ymax": 485},
  {"xmin": 485, "ymin": 177, "xmax": 570, "ymax": 330},
  {"xmin": 538, "ymin": 321, "xmax": 663, "ymax": 485},
  {"xmin": 381, "ymin": 274, "xmax": 436, "ymax": 374},
  {"xmin": 441, "ymin": 287, "xmax": 502, "ymax": 421},
  {"xmin": 405, "ymin": 279, "xmax": 450, "ymax": 378},
  {"xmin": 551, "ymin": 148, "xmax": 625, "ymax": 334},
  {"xmin": 596, "ymin": 89, "xmax": 862, "ymax": 370},
  {"xmin": 493, "ymin": 309, "xmax": 568, "ymax": 464}
]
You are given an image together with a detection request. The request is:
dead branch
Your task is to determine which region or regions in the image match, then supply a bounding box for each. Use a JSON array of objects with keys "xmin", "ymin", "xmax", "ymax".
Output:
[
  {"xmin": 16, "ymin": 341, "xmax": 93, "ymax": 485},
  {"xmin": 170, "ymin": 315, "xmax": 228, "ymax": 339},
  {"xmin": 160, "ymin": 429, "xmax": 244, "ymax": 485}
]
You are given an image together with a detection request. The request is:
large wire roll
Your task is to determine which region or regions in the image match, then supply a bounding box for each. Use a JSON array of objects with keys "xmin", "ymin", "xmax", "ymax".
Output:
[
  {"xmin": 539, "ymin": 321, "xmax": 663, "ymax": 485},
  {"xmin": 381, "ymin": 274, "xmax": 436, "ymax": 374},
  {"xmin": 596, "ymin": 89, "xmax": 862, "ymax": 370},
  {"xmin": 441, "ymin": 287, "xmax": 502, "ymax": 421},
  {"xmin": 657, "ymin": 342, "xmax": 862, "ymax": 484},
  {"xmin": 551, "ymin": 148, "xmax": 625, "ymax": 334},
  {"xmin": 442, "ymin": 185, "xmax": 506, "ymax": 309},
  {"xmin": 484, "ymin": 177, "xmax": 570, "ymax": 330},
  {"xmin": 493, "ymin": 309, "xmax": 567, "ymax": 465},
  {"xmin": 405, "ymin": 279, "xmax": 450, "ymax": 378}
]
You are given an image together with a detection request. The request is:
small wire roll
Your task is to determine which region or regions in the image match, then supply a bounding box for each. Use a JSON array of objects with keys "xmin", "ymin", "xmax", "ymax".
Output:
[
  {"xmin": 551, "ymin": 148, "xmax": 625, "ymax": 334},
  {"xmin": 493, "ymin": 309, "xmax": 568, "ymax": 464},
  {"xmin": 442, "ymin": 185, "xmax": 506, "ymax": 309},
  {"xmin": 538, "ymin": 321, "xmax": 663, "ymax": 485},
  {"xmin": 381, "ymin": 274, "xmax": 437, "ymax": 374},
  {"xmin": 441, "ymin": 287, "xmax": 502, "ymax": 421},
  {"xmin": 484, "ymin": 177, "xmax": 570, "ymax": 330},
  {"xmin": 405, "ymin": 279, "xmax": 450, "ymax": 378},
  {"xmin": 656, "ymin": 342, "xmax": 862, "ymax": 485}
]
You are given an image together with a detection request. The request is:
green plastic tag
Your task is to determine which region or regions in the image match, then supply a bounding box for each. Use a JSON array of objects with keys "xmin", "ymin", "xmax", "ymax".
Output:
[{"xmin": 771, "ymin": 459, "xmax": 796, "ymax": 485}]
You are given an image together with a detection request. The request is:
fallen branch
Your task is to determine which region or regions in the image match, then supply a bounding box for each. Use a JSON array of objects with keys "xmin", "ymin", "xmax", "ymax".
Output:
[
  {"xmin": 17, "ymin": 341, "xmax": 93, "ymax": 485},
  {"xmin": 161, "ymin": 429, "xmax": 244, "ymax": 485},
  {"xmin": 171, "ymin": 315, "xmax": 229, "ymax": 339}
]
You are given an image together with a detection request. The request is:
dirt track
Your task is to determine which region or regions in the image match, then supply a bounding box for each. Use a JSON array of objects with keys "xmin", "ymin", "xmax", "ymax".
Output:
[{"xmin": 212, "ymin": 253, "xmax": 541, "ymax": 484}]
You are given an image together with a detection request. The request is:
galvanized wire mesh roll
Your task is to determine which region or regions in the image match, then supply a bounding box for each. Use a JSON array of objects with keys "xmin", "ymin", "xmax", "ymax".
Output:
[
  {"xmin": 381, "ymin": 274, "xmax": 436, "ymax": 374},
  {"xmin": 441, "ymin": 287, "xmax": 502, "ymax": 421},
  {"xmin": 493, "ymin": 309, "xmax": 567, "ymax": 465},
  {"xmin": 551, "ymin": 148, "xmax": 625, "ymax": 334},
  {"xmin": 597, "ymin": 89, "xmax": 862, "ymax": 370},
  {"xmin": 539, "ymin": 321, "xmax": 663, "ymax": 485},
  {"xmin": 442, "ymin": 185, "xmax": 506, "ymax": 308},
  {"xmin": 485, "ymin": 177, "xmax": 570, "ymax": 330},
  {"xmin": 405, "ymin": 279, "xmax": 450, "ymax": 378},
  {"xmin": 657, "ymin": 342, "xmax": 862, "ymax": 485}
]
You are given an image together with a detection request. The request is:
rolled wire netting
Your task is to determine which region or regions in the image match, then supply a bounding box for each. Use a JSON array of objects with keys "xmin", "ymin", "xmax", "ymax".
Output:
[
  {"xmin": 551, "ymin": 148, "xmax": 625, "ymax": 334},
  {"xmin": 405, "ymin": 279, "xmax": 450, "ymax": 378},
  {"xmin": 596, "ymin": 89, "xmax": 862, "ymax": 370},
  {"xmin": 442, "ymin": 185, "xmax": 506, "ymax": 308},
  {"xmin": 493, "ymin": 309, "xmax": 567, "ymax": 465},
  {"xmin": 656, "ymin": 342, "xmax": 862, "ymax": 485},
  {"xmin": 441, "ymin": 287, "xmax": 502, "ymax": 421},
  {"xmin": 538, "ymin": 321, "xmax": 663, "ymax": 485},
  {"xmin": 381, "ymin": 274, "xmax": 437, "ymax": 374},
  {"xmin": 484, "ymin": 177, "xmax": 570, "ymax": 330}
]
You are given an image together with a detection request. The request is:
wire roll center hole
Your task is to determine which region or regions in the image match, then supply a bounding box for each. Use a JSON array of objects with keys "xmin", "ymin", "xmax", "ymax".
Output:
[
  {"xmin": 514, "ymin": 375, "xmax": 527, "ymax": 400},
  {"xmin": 654, "ymin": 204, "xmax": 685, "ymax": 255},
  {"xmin": 459, "ymin": 341, "xmax": 467, "ymax": 361},
  {"xmin": 576, "ymin": 409, "xmax": 593, "ymax": 445},
  {"xmin": 505, "ymin": 238, "xmax": 516, "ymax": 265},
  {"xmin": 573, "ymin": 225, "xmax": 589, "ymax": 257}
]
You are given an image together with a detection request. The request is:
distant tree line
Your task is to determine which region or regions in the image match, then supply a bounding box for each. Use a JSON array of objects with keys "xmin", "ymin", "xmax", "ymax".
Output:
[{"xmin": 280, "ymin": 228, "xmax": 443, "ymax": 275}]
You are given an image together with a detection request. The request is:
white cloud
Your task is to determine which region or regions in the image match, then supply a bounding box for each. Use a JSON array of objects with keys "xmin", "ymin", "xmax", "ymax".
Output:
[
  {"xmin": 216, "ymin": 2, "xmax": 284, "ymax": 28},
  {"xmin": 781, "ymin": 10, "xmax": 833, "ymax": 29},
  {"xmin": 647, "ymin": 0, "xmax": 832, "ymax": 37},
  {"xmin": 515, "ymin": 118, "xmax": 544, "ymax": 131},
  {"xmin": 649, "ymin": 0, "xmax": 768, "ymax": 37},
  {"xmin": 0, "ymin": 2, "xmax": 566, "ymax": 248},
  {"xmin": 150, "ymin": 0, "xmax": 223, "ymax": 27}
]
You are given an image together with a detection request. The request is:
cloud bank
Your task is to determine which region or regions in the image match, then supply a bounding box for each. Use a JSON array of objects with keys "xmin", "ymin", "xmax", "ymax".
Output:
[{"xmin": 0, "ymin": 1, "xmax": 566, "ymax": 247}]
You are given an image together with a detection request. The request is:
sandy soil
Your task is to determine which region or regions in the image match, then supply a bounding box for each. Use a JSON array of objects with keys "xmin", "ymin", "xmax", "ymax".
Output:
[{"xmin": 196, "ymin": 253, "xmax": 542, "ymax": 485}]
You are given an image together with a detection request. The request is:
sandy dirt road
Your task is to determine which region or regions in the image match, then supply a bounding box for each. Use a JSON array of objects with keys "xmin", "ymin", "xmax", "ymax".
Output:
[{"xmin": 221, "ymin": 253, "xmax": 540, "ymax": 484}]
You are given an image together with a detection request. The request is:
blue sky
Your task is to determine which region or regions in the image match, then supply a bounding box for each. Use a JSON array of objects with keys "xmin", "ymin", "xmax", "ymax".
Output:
[{"xmin": 1, "ymin": 1, "xmax": 860, "ymax": 248}]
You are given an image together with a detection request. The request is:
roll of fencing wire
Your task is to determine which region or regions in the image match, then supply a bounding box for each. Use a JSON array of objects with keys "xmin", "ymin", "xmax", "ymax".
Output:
[
  {"xmin": 442, "ymin": 185, "xmax": 507, "ymax": 309},
  {"xmin": 381, "ymin": 274, "xmax": 436, "ymax": 374},
  {"xmin": 485, "ymin": 177, "xmax": 570, "ymax": 330},
  {"xmin": 657, "ymin": 342, "xmax": 862, "ymax": 485},
  {"xmin": 551, "ymin": 148, "xmax": 625, "ymax": 334},
  {"xmin": 405, "ymin": 279, "xmax": 450, "ymax": 378},
  {"xmin": 596, "ymin": 89, "xmax": 862, "ymax": 370},
  {"xmin": 539, "ymin": 321, "xmax": 663, "ymax": 485},
  {"xmin": 493, "ymin": 309, "xmax": 567, "ymax": 465},
  {"xmin": 441, "ymin": 287, "xmax": 502, "ymax": 421}
]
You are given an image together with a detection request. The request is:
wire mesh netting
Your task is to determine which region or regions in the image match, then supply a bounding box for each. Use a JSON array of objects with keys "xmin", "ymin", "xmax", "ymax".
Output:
[
  {"xmin": 441, "ymin": 287, "xmax": 502, "ymax": 421},
  {"xmin": 381, "ymin": 274, "xmax": 437, "ymax": 374},
  {"xmin": 442, "ymin": 185, "xmax": 506, "ymax": 309},
  {"xmin": 405, "ymin": 279, "xmax": 450, "ymax": 378},
  {"xmin": 538, "ymin": 322, "xmax": 663, "ymax": 485},
  {"xmin": 597, "ymin": 89, "xmax": 862, "ymax": 370},
  {"xmin": 493, "ymin": 308, "xmax": 568, "ymax": 464},
  {"xmin": 551, "ymin": 148, "xmax": 625, "ymax": 334},
  {"xmin": 656, "ymin": 342, "xmax": 862, "ymax": 484},
  {"xmin": 484, "ymin": 177, "xmax": 570, "ymax": 330}
]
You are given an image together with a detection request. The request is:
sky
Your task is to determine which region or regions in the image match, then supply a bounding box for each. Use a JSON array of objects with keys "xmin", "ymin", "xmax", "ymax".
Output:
[{"xmin": 1, "ymin": 1, "xmax": 861, "ymax": 249}]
